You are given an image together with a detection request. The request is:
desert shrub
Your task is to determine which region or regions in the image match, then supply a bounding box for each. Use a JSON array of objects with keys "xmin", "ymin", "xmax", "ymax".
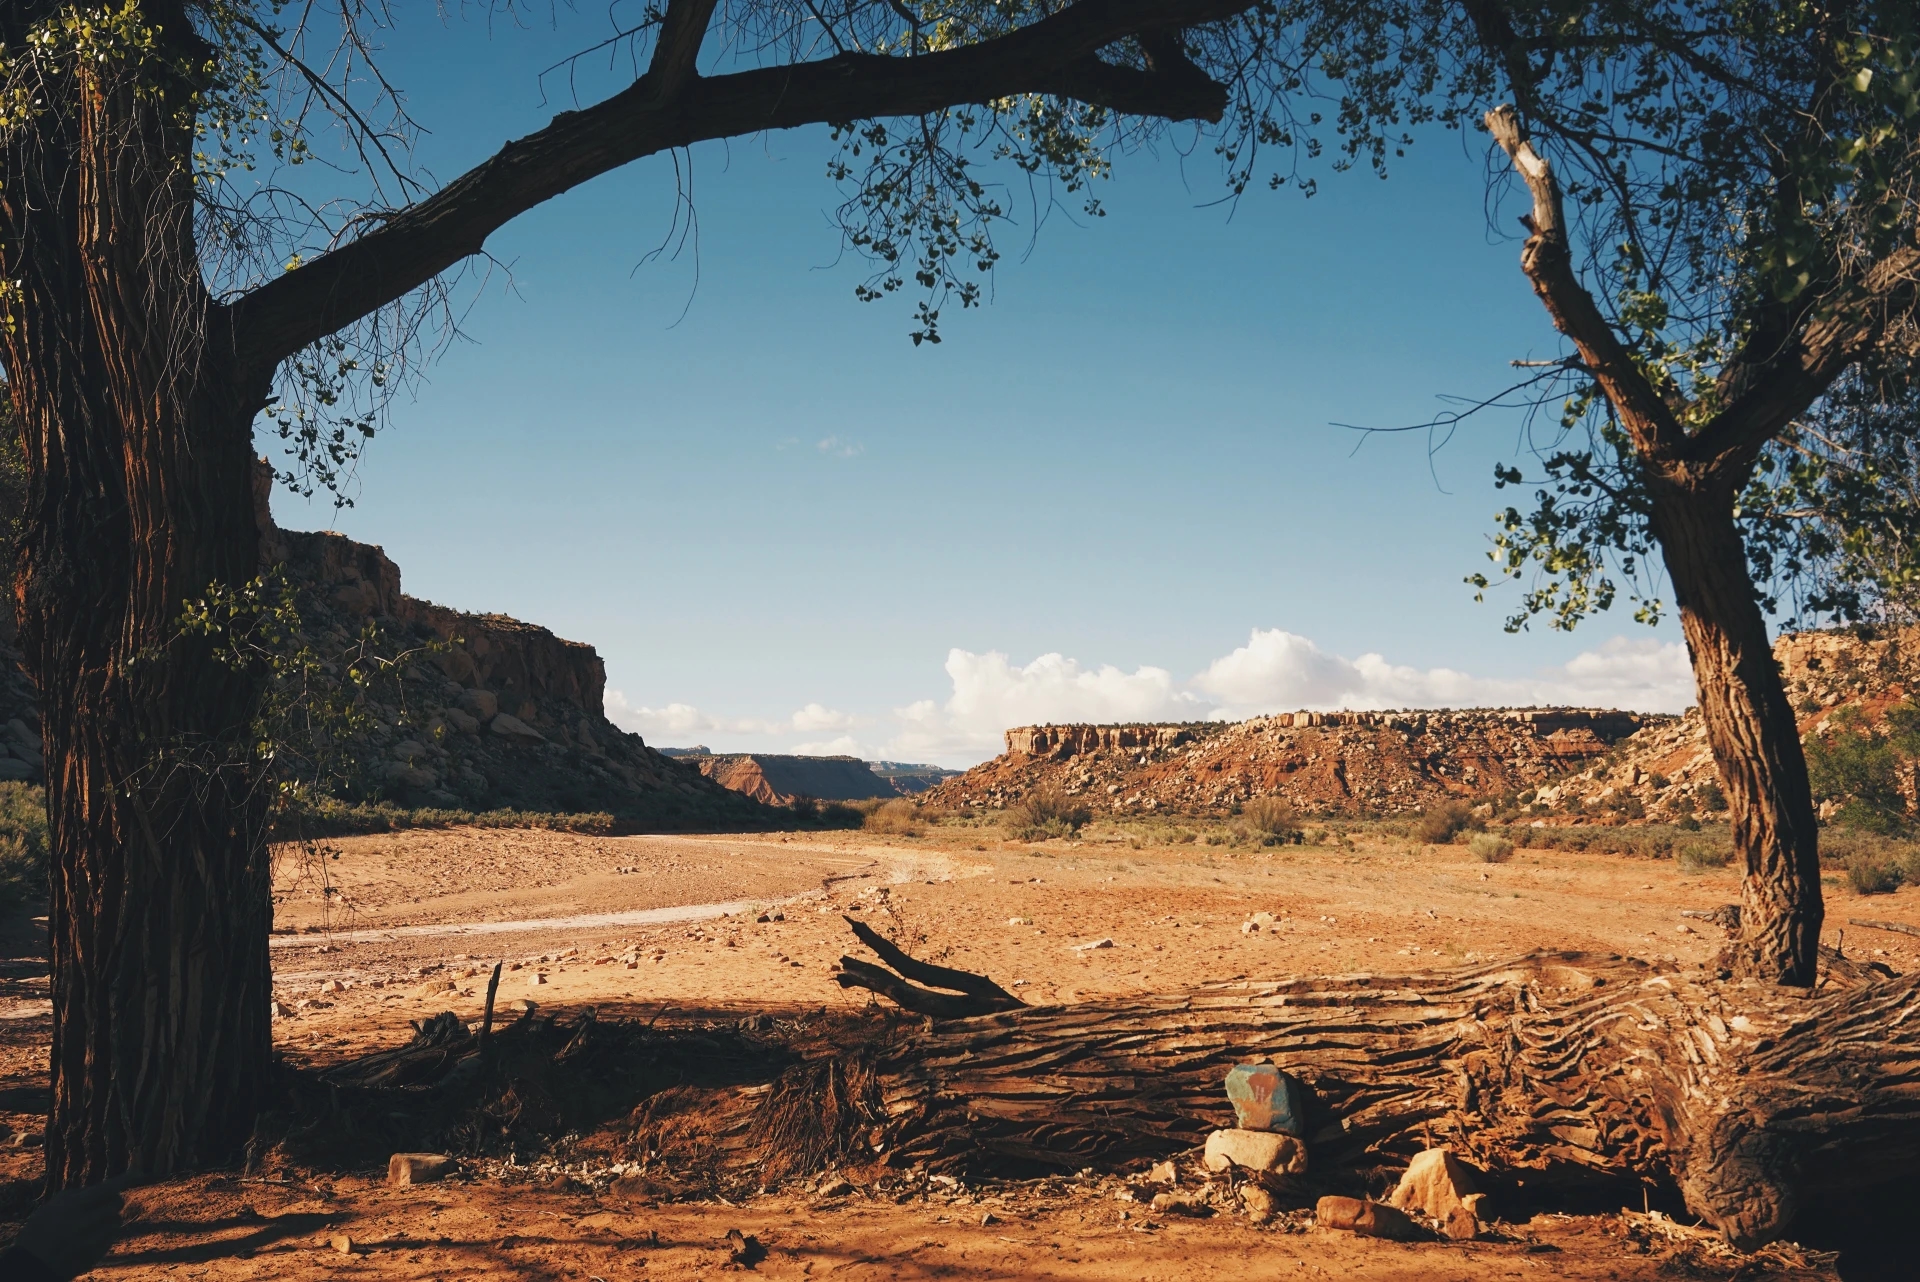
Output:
[
  {"xmin": 1698, "ymin": 781, "xmax": 1729, "ymax": 813},
  {"xmin": 0, "ymin": 784, "xmax": 48, "ymax": 908},
  {"xmin": 273, "ymin": 798, "xmax": 618, "ymax": 837},
  {"xmin": 1847, "ymin": 853, "xmax": 1904, "ymax": 895},
  {"xmin": 1469, "ymin": 833, "xmax": 1515, "ymax": 864},
  {"xmin": 863, "ymin": 799, "xmax": 923, "ymax": 836},
  {"xmin": 1803, "ymin": 703, "xmax": 1920, "ymax": 833},
  {"xmin": 1415, "ymin": 800, "xmax": 1477, "ymax": 845},
  {"xmin": 1004, "ymin": 792, "xmax": 1092, "ymax": 842},
  {"xmin": 1676, "ymin": 841, "xmax": 1733, "ymax": 873},
  {"xmin": 1237, "ymin": 796, "xmax": 1303, "ymax": 846}
]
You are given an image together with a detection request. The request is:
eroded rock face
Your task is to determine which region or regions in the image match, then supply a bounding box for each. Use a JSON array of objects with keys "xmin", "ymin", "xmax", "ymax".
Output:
[{"xmin": 925, "ymin": 708, "xmax": 1664, "ymax": 818}]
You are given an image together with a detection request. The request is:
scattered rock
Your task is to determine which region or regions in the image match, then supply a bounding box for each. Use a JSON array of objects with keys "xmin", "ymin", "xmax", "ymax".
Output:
[
  {"xmin": 1224, "ymin": 1063, "xmax": 1307, "ymax": 1135},
  {"xmin": 724, "ymin": 1229, "xmax": 766, "ymax": 1266},
  {"xmin": 1315, "ymin": 1195, "xmax": 1423, "ymax": 1241},
  {"xmin": 443, "ymin": 707, "xmax": 480, "ymax": 734},
  {"xmin": 1240, "ymin": 1184, "xmax": 1278, "ymax": 1222},
  {"xmin": 1202, "ymin": 1128, "xmax": 1308, "ymax": 1176},
  {"xmin": 1071, "ymin": 937, "xmax": 1115, "ymax": 951},
  {"xmin": 1149, "ymin": 1191, "xmax": 1212, "ymax": 1217},
  {"xmin": 329, "ymin": 1234, "xmax": 355, "ymax": 1255},
  {"xmin": 458, "ymin": 688, "xmax": 499, "ymax": 722},
  {"xmin": 980, "ymin": 1210, "xmax": 998, "ymax": 1226},
  {"xmin": 1147, "ymin": 1159, "xmax": 1178, "ymax": 1185},
  {"xmin": 388, "ymin": 1152, "xmax": 455, "ymax": 1186},
  {"xmin": 528, "ymin": 973, "xmax": 547, "ymax": 987},
  {"xmin": 490, "ymin": 712, "xmax": 545, "ymax": 744},
  {"xmin": 1388, "ymin": 1148, "xmax": 1486, "ymax": 1239}
]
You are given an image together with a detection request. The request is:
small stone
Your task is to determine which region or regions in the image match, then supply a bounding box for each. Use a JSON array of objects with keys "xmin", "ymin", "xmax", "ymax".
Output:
[
  {"xmin": 490, "ymin": 712, "xmax": 545, "ymax": 743},
  {"xmin": 1240, "ymin": 1184, "xmax": 1278, "ymax": 1222},
  {"xmin": 1387, "ymin": 1148, "xmax": 1485, "ymax": 1240},
  {"xmin": 1150, "ymin": 1191, "xmax": 1210, "ymax": 1217},
  {"xmin": 1202, "ymin": 1128, "xmax": 1307, "ymax": 1176},
  {"xmin": 1071, "ymin": 937, "xmax": 1115, "ymax": 951},
  {"xmin": 1147, "ymin": 1159, "xmax": 1178, "ymax": 1184},
  {"xmin": 458, "ymin": 688, "xmax": 499, "ymax": 721},
  {"xmin": 980, "ymin": 1211, "xmax": 998, "ymax": 1226},
  {"xmin": 322, "ymin": 979, "xmax": 345, "ymax": 994},
  {"xmin": 1224, "ymin": 1063, "xmax": 1308, "ymax": 1135},
  {"xmin": 528, "ymin": 973, "xmax": 547, "ymax": 987},
  {"xmin": 330, "ymin": 1234, "xmax": 355, "ymax": 1255},
  {"xmin": 269, "ymin": 1000, "xmax": 294, "ymax": 1019},
  {"xmin": 388, "ymin": 1152, "xmax": 455, "ymax": 1186},
  {"xmin": 1315, "ymin": 1195, "xmax": 1422, "ymax": 1241},
  {"xmin": 814, "ymin": 1178, "xmax": 853, "ymax": 1199}
]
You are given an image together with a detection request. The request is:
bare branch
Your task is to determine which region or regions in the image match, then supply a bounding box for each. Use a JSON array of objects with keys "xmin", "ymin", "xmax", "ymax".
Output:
[{"xmin": 1484, "ymin": 104, "xmax": 1688, "ymax": 462}]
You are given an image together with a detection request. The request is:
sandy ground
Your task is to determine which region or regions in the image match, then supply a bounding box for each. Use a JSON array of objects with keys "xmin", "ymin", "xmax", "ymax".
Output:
[{"xmin": 5, "ymin": 820, "xmax": 1915, "ymax": 1280}]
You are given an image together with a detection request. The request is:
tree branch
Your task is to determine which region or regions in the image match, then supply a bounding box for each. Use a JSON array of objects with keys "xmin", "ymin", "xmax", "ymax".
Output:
[
  {"xmin": 1683, "ymin": 246, "xmax": 1920, "ymax": 466},
  {"xmin": 1483, "ymin": 104, "xmax": 1689, "ymax": 462},
  {"xmin": 226, "ymin": 0, "xmax": 1247, "ymax": 375},
  {"xmin": 645, "ymin": 0, "xmax": 721, "ymax": 101}
]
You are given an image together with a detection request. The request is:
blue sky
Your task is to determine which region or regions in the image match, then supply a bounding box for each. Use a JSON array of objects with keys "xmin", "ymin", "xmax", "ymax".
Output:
[{"xmin": 263, "ymin": 8, "xmax": 1696, "ymax": 766}]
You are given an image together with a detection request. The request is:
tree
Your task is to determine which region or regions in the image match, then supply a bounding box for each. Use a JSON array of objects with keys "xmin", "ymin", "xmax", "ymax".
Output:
[
  {"xmin": 0, "ymin": 0, "xmax": 1295, "ymax": 1186},
  {"xmin": 4, "ymin": 0, "xmax": 1915, "ymax": 1189},
  {"xmin": 1439, "ymin": 2, "xmax": 1920, "ymax": 985}
]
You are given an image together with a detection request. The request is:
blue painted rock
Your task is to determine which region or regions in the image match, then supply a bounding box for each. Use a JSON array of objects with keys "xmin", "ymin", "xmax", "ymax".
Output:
[{"xmin": 1224, "ymin": 1063, "xmax": 1306, "ymax": 1135}]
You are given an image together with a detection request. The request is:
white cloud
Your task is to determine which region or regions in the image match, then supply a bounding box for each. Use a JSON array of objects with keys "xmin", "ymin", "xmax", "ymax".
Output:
[
  {"xmin": 1193, "ymin": 628, "xmax": 1694, "ymax": 720},
  {"xmin": 605, "ymin": 629, "xmax": 1697, "ymax": 769},
  {"xmin": 602, "ymin": 692, "xmax": 863, "ymax": 744},
  {"xmin": 816, "ymin": 435, "xmax": 863, "ymax": 458}
]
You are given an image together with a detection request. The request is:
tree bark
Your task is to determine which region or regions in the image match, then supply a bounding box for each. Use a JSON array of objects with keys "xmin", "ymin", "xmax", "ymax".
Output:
[
  {"xmin": 1648, "ymin": 474, "xmax": 1823, "ymax": 985},
  {"xmin": 836, "ymin": 952, "xmax": 1920, "ymax": 1249},
  {"xmin": 1, "ymin": 2, "xmax": 275, "ymax": 1184}
]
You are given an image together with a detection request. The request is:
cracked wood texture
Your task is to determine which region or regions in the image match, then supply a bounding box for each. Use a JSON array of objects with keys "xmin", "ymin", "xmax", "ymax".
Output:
[{"xmin": 836, "ymin": 952, "xmax": 1920, "ymax": 1249}]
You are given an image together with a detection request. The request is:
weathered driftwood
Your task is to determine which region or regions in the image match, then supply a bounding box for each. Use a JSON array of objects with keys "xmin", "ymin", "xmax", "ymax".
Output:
[
  {"xmin": 836, "ymin": 945, "xmax": 1920, "ymax": 1249},
  {"xmin": 1849, "ymin": 916, "xmax": 1920, "ymax": 940},
  {"xmin": 835, "ymin": 916, "xmax": 1025, "ymax": 1017}
]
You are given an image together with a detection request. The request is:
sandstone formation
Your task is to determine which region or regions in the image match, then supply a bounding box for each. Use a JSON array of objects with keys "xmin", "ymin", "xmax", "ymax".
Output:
[
  {"xmin": 249, "ymin": 475, "xmax": 767, "ymax": 827},
  {"xmin": 923, "ymin": 708, "xmax": 1664, "ymax": 818},
  {"xmin": 1541, "ymin": 627, "xmax": 1919, "ymax": 821},
  {"xmin": 687, "ymin": 754, "xmax": 899, "ymax": 806}
]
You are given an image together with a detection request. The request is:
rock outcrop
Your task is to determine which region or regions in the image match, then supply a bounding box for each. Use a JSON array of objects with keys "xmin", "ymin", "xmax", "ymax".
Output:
[
  {"xmin": 250, "ymin": 479, "xmax": 768, "ymax": 827},
  {"xmin": 688, "ymin": 754, "xmax": 899, "ymax": 806},
  {"xmin": 922, "ymin": 708, "xmax": 1666, "ymax": 818}
]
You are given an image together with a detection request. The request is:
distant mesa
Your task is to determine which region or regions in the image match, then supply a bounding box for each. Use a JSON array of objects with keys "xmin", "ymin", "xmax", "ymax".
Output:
[
  {"xmin": 867, "ymin": 760, "xmax": 963, "ymax": 794},
  {"xmin": 680, "ymin": 753, "xmax": 900, "ymax": 807},
  {"xmin": 657, "ymin": 745, "xmax": 712, "ymax": 759}
]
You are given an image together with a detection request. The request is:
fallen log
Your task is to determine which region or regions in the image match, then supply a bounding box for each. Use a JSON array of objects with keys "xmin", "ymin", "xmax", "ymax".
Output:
[
  {"xmin": 1848, "ymin": 917, "xmax": 1920, "ymax": 940},
  {"xmin": 832, "ymin": 942, "xmax": 1920, "ymax": 1250}
]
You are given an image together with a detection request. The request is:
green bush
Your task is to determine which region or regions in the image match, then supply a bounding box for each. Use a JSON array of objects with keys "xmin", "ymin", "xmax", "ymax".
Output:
[
  {"xmin": 1237, "ymin": 796, "xmax": 1303, "ymax": 846},
  {"xmin": 1847, "ymin": 853, "xmax": 1904, "ymax": 895},
  {"xmin": 0, "ymin": 784, "xmax": 49, "ymax": 908},
  {"xmin": 1804, "ymin": 703, "xmax": 1920, "ymax": 833},
  {"xmin": 1698, "ymin": 781, "xmax": 1729, "ymax": 813},
  {"xmin": 1469, "ymin": 833, "xmax": 1514, "ymax": 864},
  {"xmin": 1004, "ymin": 792, "xmax": 1093, "ymax": 842},
  {"xmin": 1416, "ymin": 800, "xmax": 1477, "ymax": 845}
]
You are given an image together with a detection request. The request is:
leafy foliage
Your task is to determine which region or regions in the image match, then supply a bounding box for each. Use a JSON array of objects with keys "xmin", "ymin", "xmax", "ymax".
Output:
[
  {"xmin": 0, "ymin": 783, "xmax": 48, "ymax": 908},
  {"xmin": 1805, "ymin": 700, "xmax": 1920, "ymax": 833}
]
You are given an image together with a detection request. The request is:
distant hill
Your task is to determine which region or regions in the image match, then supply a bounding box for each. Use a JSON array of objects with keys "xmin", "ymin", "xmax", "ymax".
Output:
[
  {"xmin": 918, "ymin": 709, "xmax": 1664, "ymax": 819},
  {"xmin": 686, "ymin": 754, "xmax": 900, "ymax": 806},
  {"xmin": 867, "ymin": 760, "xmax": 962, "ymax": 794}
]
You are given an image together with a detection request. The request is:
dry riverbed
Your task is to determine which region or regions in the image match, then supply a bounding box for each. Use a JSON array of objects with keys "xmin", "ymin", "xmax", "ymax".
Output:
[{"xmin": 4, "ymin": 820, "xmax": 1916, "ymax": 1279}]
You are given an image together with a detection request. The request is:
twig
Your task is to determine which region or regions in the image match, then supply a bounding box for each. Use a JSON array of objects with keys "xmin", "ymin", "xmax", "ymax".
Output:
[
  {"xmin": 478, "ymin": 961, "xmax": 503, "ymax": 1053},
  {"xmin": 1849, "ymin": 917, "xmax": 1920, "ymax": 939}
]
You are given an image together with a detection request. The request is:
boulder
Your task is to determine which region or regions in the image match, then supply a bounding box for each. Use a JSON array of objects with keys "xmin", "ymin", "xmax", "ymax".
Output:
[
  {"xmin": 458, "ymin": 688, "xmax": 499, "ymax": 722},
  {"xmin": 1225, "ymin": 1063, "xmax": 1308, "ymax": 1135},
  {"xmin": 388, "ymin": 1152, "xmax": 456, "ymax": 1186},
  {"xmin": 1387, "ymin": 1148, "xmax": 1486, "ymax": 1239},
  {"xmin": 1201, "ymin": 1128, "xmax": 1307, "ymax": 1176},
  {"xmin": 1239, "ymin": 1184, "xmax": 1278, "ymax": 1222},
  {"xmin": 1314, "ymin": 1196, "xmax": 1423, "ymax": 1241},
  {"xmin": 491, "ymin": 712, "xmax": 545, "ymax": 744},
  {"xmin": 443, "ymin": 707, "xmax": 480, "ymax": 735},
  {"xmin": 0, "ymin": 759, "xmax": 33, "ymax": 782}
]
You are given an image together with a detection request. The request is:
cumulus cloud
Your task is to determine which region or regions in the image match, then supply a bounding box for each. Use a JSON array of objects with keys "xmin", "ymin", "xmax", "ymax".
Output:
[
  {"xmin": 602, "ymin": 692, "xmax": 861, "ymax": 743},
  {"xmin": 605, "ymin": 628, "xmax": 1698, "ymax": 768},
  {"xmin": 1192, "ymin": 628, "xmax": 1693, "ymax": 719}
]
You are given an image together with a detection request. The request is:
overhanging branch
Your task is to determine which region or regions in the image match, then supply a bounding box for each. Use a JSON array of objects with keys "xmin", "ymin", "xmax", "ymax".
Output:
[
  {"xmin": 1483, "ymin": 104, "xmax": 1688, "ymax": 462},
  {"xmin": 226, "ymin": 0, "xmax": 1250, "ymax": 376}
]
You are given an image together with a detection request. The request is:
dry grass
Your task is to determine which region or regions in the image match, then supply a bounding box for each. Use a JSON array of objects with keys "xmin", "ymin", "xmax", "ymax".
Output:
[{"xmin": 862, "ymin": 799, "xmax": 923, "ymax": 836}]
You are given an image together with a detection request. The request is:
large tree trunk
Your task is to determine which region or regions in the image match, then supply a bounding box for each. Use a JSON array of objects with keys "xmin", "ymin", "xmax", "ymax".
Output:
[
  {"xmin": 1648, "ymin": 473, "xmax": 1823, "ymax": 985},
  {"xmin": 0, "ymin": 3, "xmax": 276, "ymax": 1184},
  {"xmin": 831, "ymin": 951, "xmax": 1920, "ymax": 1250}
]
